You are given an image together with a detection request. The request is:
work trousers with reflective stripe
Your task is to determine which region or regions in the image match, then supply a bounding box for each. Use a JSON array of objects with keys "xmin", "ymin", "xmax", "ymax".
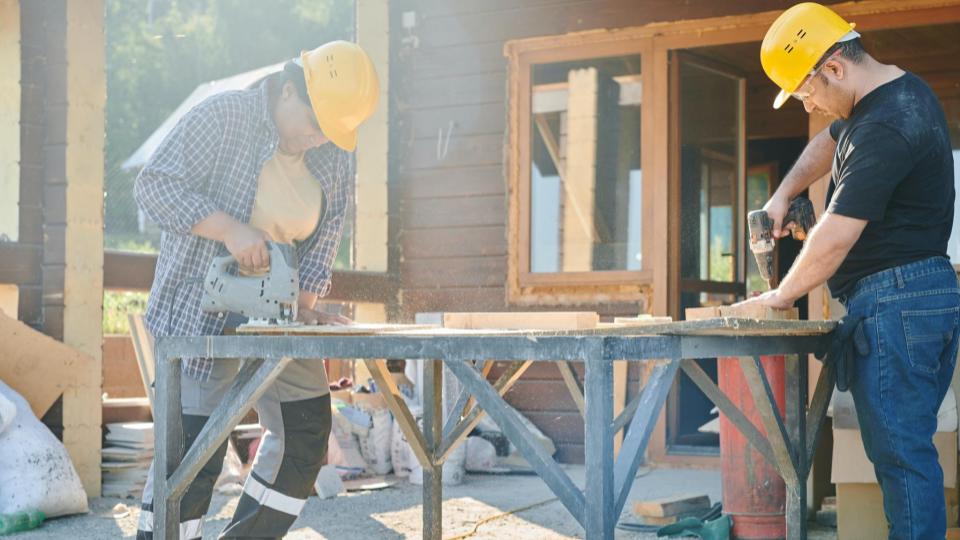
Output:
[{"xmin": 137, "ymin": 358, "xmax": 331, "ymax": 539}]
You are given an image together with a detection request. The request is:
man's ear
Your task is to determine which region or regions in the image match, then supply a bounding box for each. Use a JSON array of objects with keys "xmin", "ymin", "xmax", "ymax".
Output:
[
  {"xmin": 824, "ymin": 59, "xmax": 845, "ymax": 82},
  {"xmin": 280, "ymin": 80, "xmax": 295, "ymax": 101}
]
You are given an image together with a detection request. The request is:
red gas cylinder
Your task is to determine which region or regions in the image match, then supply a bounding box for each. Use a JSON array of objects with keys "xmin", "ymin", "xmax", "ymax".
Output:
[{"xmin": 718, "ymin": 355, "xmax": 787, "ymax": 540}]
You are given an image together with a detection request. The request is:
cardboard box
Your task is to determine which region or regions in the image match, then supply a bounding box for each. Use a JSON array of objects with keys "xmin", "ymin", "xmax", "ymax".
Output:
[
  {"xmin": 832, "ymin": 428, "xmax": 956, "ymax": 487},
  {"xmin": 837, "ymin": 483, "xmax": 958, "ymax": 539},
  {"xmin": 834, "ymin": 428, "xmax": 959, "ymax": 538}
]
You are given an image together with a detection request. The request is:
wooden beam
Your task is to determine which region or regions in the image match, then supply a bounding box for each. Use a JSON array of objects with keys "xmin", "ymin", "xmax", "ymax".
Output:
[
  {"xmin": 103, "ymin": 250, "xmax": 155, "ymax": 291},
  {"xmin": 0, "ymin": 242, "xmax": 40, "ymax": 284},
  {"xmin": 355, "ymin": 0, "xmax": 389, "ymax": 274},
  {"xmin": 102, "ymin": 250, "xmax": 398, "ymax": 303},
  {"xmin": 58, "ymin": 0, "xmax": 106, "ymax": 497},
  {"xmin": 563, "ymin": 67, "xmax": 598, "ymax": 272},
  {"xmin": 0, "ymin": 0, "xmax": 18, "ymax": 242}
]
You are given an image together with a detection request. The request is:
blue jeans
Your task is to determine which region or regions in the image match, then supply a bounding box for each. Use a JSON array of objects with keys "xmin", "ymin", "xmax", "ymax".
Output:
[{"xmin": 841, "ymin": 256, "xmax": 960, "ymax": 539}]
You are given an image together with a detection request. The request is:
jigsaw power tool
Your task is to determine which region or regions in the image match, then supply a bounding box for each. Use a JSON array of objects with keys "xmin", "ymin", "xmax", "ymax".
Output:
[
  {"xmin": 200, "ymin": 241, "xmax": 300, "ymax": 325},
  {"xmin": 747, "ymin": 197, "xmax": 816, "ymax": 290}
]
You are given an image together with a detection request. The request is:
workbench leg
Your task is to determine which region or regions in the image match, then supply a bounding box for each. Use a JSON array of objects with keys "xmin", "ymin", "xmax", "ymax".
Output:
[
  {"xmin": 153, "ymin": 349, "xmax": 183, "ymax": 540},
  {"xmin": 422, "ymin": 359, "xmax": 443, "ymax": 540},
  {"xmin": 584, "ymin": 354, "xmax": 615, "ymax": 540},
  {"xmin": 785, "ymin": 354, "xmax": 809, "ymax": 540}
]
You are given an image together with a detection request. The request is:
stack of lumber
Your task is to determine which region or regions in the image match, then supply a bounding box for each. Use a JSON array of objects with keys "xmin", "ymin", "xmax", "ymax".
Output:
[
  {"xmin": 632, "ymin": 494, "xmax": 711, "ymax": 526},
  {"xmin": 101, "ymin": 422, "xmax": 153, "ymax": 498}
]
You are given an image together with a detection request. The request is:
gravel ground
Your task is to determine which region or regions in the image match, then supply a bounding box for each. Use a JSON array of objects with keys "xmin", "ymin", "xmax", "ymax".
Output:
[{"xmin": 7, "ymin": 466, "xmax": 837, "ymax": 539}]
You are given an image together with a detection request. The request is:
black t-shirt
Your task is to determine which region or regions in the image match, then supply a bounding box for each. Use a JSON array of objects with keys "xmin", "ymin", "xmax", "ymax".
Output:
[{"xmin": 826, "ymin": 71, "xmax": 955, "ymax": 298}]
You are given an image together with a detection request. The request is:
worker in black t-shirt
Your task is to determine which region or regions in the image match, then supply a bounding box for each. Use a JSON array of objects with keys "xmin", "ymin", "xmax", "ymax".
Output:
[{"xmin": 739, "ymin": 4, "xmax": 959, "ymax": 538}]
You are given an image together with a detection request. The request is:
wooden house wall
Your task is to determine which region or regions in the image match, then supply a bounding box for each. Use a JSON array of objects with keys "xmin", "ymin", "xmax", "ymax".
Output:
[{"xmin": 389, "ymin": 0, "xmax": 842, "ymax": 462}]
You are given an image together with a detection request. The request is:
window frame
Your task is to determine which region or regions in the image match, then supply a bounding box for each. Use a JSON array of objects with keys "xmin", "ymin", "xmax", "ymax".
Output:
[{"xmin": 505, "ymin": 36, "xmax": 655, "ymax": 305}]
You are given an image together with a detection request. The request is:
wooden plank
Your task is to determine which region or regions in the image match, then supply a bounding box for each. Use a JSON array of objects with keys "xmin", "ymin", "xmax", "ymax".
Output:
[
  {"xmin": 402, "ymin": 256, "xmax": 506, "ymax": 288},
  {"xmin": 103, "ymin": 250, "xmax": 397, "ymax": 303},
  {"xmin": 613, "ymin": 360, "xmax": 628, "ymax": 454},
  {"xmin": 404, "ymin": 42, "xmax": 506, "ymax": 79},
  {"xmin": 0, "ymin": 309, "xmax": 92, "ymax": 418},
  {"xmin": 400, "ymin": 166, "xmax": 504, "ymax": 200},
  {"xmin": 236, "ymin": 323, "xmax": 439, "ymax": 336},
  {"xmin": 413, "ymin": 0, "xmax": 792, "ymax": 50},
  {"xmin": 557, "ymin": 362, "xmax": 586, "ymax": 417},
  {"xmin": 103, "ymin": 250, "xmax": 155, "ymax": 291},
  {"xmin": 401, "ymin": 287, "xmax": 506, "ymax": 317},
  {"xmin": 365, "ymin": 359, "xmax": 433, "ymax": 468},
  {"xmin": 0, "ymin": 242, "xmax": 41, "ymax": 284},
  {"xmin": 404, "ymin": 133, "xmax": 504, "ymax": 170},
  {"xmin": 402, "ymin": 195, "xmax": 505, "ymax": 230},
  {"xmin": 685, "ymin": 305, "xmax": 799, "ymax": 321},
  {"xmin": 442, "ymin": 311, "xmax": 599, "ymax": 330},
  {"xmin": 401, "ymin": 226, "xmax": 506, "ymax": 259},
  {"xmin": 398, "ymin": 72, "xmax": 506, "ymax": 109},
  {"xmin": 632, "ymin": 494, "xmax": 712, "ymax": 518},
  {"xmin": 127, "ymin": 314, "xmax": 156, "ymax": 411},
  {"xmin": 404, "ymin": 102, "xmax": 505, "ymax": 140}
]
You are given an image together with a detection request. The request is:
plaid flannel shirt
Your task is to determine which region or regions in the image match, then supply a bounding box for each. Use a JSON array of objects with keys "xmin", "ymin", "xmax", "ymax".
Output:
[{"xmin": 135, "ymin": 82, "xmax": 354, "ymax": 381}]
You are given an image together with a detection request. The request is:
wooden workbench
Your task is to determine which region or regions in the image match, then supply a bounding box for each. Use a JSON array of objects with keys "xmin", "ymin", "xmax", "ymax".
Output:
[{"xmin": 150, "ymin": 318, "xmax": 835, "ymax": 540}]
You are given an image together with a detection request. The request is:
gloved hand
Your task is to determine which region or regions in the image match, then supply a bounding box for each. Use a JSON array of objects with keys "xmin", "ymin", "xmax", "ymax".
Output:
[{"xmin": 818, "ymin": 314, "xmax": 869, "ymax": 392}]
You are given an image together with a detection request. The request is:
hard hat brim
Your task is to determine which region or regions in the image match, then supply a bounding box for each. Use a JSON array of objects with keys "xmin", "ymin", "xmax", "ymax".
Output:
[
  {"xmin": 324, "ymin": 126, "xmax": 359, "ymax": 152},
  {"xmin": 773, "ymin": 89, "xmax": 791, "ymax": 110}
]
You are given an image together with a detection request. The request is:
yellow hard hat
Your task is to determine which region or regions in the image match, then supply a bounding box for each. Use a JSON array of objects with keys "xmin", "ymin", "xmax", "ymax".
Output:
[
  {"xmin": 760, "ymin": 2, "xmax": 857, "ymax": 109},
  {"xmin": 300, "ymin": 41, "xmax": 380, "ymax": 152}
]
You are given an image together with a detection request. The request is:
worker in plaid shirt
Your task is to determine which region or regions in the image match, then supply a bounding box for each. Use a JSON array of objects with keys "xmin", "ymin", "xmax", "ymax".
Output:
[{"xmin": 135, "ymin": 41, "xmax": 379, "ymax": 539}]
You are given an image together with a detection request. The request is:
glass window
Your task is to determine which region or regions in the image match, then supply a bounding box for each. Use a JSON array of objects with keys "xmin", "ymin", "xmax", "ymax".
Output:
[{"xmin": 528, "ymin": 55, "xmax": 642, "ymax": 273}]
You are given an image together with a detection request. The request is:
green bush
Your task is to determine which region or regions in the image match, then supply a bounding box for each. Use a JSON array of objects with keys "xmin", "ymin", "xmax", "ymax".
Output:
[{"xmin": 103, "ymin": 290, "xmax": 149, "ymax": 335}]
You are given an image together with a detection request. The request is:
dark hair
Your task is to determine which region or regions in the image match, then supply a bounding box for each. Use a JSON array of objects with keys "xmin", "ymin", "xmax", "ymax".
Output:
[
  {"xmin": 814, "ymin": 38, "xmax": 867, "ymax": 84},
  {"xmin": 260, "ymin": 61, "xmax": 311, "ymax": 109}
]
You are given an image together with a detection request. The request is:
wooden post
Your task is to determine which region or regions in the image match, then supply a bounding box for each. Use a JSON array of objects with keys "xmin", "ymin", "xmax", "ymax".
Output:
[
  {"xmin": 0, "ymin": 0, "xmax": 18, "ymax": 243},
  {"xmin": 422, "ymin": 359, "xmax": 443, "ymax": 540},
  {"xmin": 564, "ymin": 68, "xmax": 599, "ymax": 271},
  {"xmin": 57, "ymin": 0, "xmax": 106, "ymax": 497},
  {"xmin": 584, "ymin": 343, "xmax": 615, "ymax": 539},
  {"xmin": 354, "ymin": 0, "xmax": 389, "ymax": 275}
]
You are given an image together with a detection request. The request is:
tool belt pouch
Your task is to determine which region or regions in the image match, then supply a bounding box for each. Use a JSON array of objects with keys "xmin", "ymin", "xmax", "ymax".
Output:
[{"xmin": 818, "ymin": 314, "xmax": 869, "ymax": 392}]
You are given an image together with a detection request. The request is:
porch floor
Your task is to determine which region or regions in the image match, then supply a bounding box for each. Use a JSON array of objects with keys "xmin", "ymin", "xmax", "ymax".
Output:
[{"xmin": 14, "ymin": 466, "xmax": 838, "ymax": 539}]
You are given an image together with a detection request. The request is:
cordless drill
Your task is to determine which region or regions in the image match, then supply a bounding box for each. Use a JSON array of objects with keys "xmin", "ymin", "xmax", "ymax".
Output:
[{"xmin": 747, "ymin": 197, "xmax": 816, "ymax": 290}]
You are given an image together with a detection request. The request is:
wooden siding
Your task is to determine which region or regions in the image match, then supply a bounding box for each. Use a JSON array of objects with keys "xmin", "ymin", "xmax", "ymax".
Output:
[{"xmin": 392, "ymin": 0, "xmax": 847, "ymax": 461}]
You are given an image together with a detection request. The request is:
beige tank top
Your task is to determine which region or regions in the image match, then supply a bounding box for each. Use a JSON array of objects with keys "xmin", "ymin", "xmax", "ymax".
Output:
[{"xmin": 248, "ymin": 150, "xmax": 325, "ymax": 245}]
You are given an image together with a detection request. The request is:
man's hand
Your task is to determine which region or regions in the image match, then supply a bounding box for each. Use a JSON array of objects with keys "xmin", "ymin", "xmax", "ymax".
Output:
[
  {"xmin": 297, "ymin": 308, "xmax": 352, "ymax": 326},
  {"xmin": 224, "ymin": 223, "xmax": 271, "ymax": 270},
  {"xmin": 762, "ymin": 194, "xmax": 794, "ymax": 239},
  {"xmin": 733, "ymin": 289, "xmax": 794, "ymax": 310}
]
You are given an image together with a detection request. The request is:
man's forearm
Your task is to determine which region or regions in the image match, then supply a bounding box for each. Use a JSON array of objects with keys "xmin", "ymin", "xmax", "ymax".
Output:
[
  {"xmin": 299, "ymin": 291, "xmax": 319, "ymax": 310},
  {"xmin": 773, "ymin": 128, "xmax": 836, "ymax": 201},
  {"xmin": 777, "ymin": 213, "xmax": 866, "ymax": 303},
  {"xmin": 190, "ymin": 211, "xmax": 242, "ymax": 243}
]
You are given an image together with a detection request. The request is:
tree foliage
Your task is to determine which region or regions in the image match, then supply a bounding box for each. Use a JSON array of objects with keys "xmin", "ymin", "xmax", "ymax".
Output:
[{"xmin": 104, "ymin": 0, "xmax": 354, "ymax": 237}]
